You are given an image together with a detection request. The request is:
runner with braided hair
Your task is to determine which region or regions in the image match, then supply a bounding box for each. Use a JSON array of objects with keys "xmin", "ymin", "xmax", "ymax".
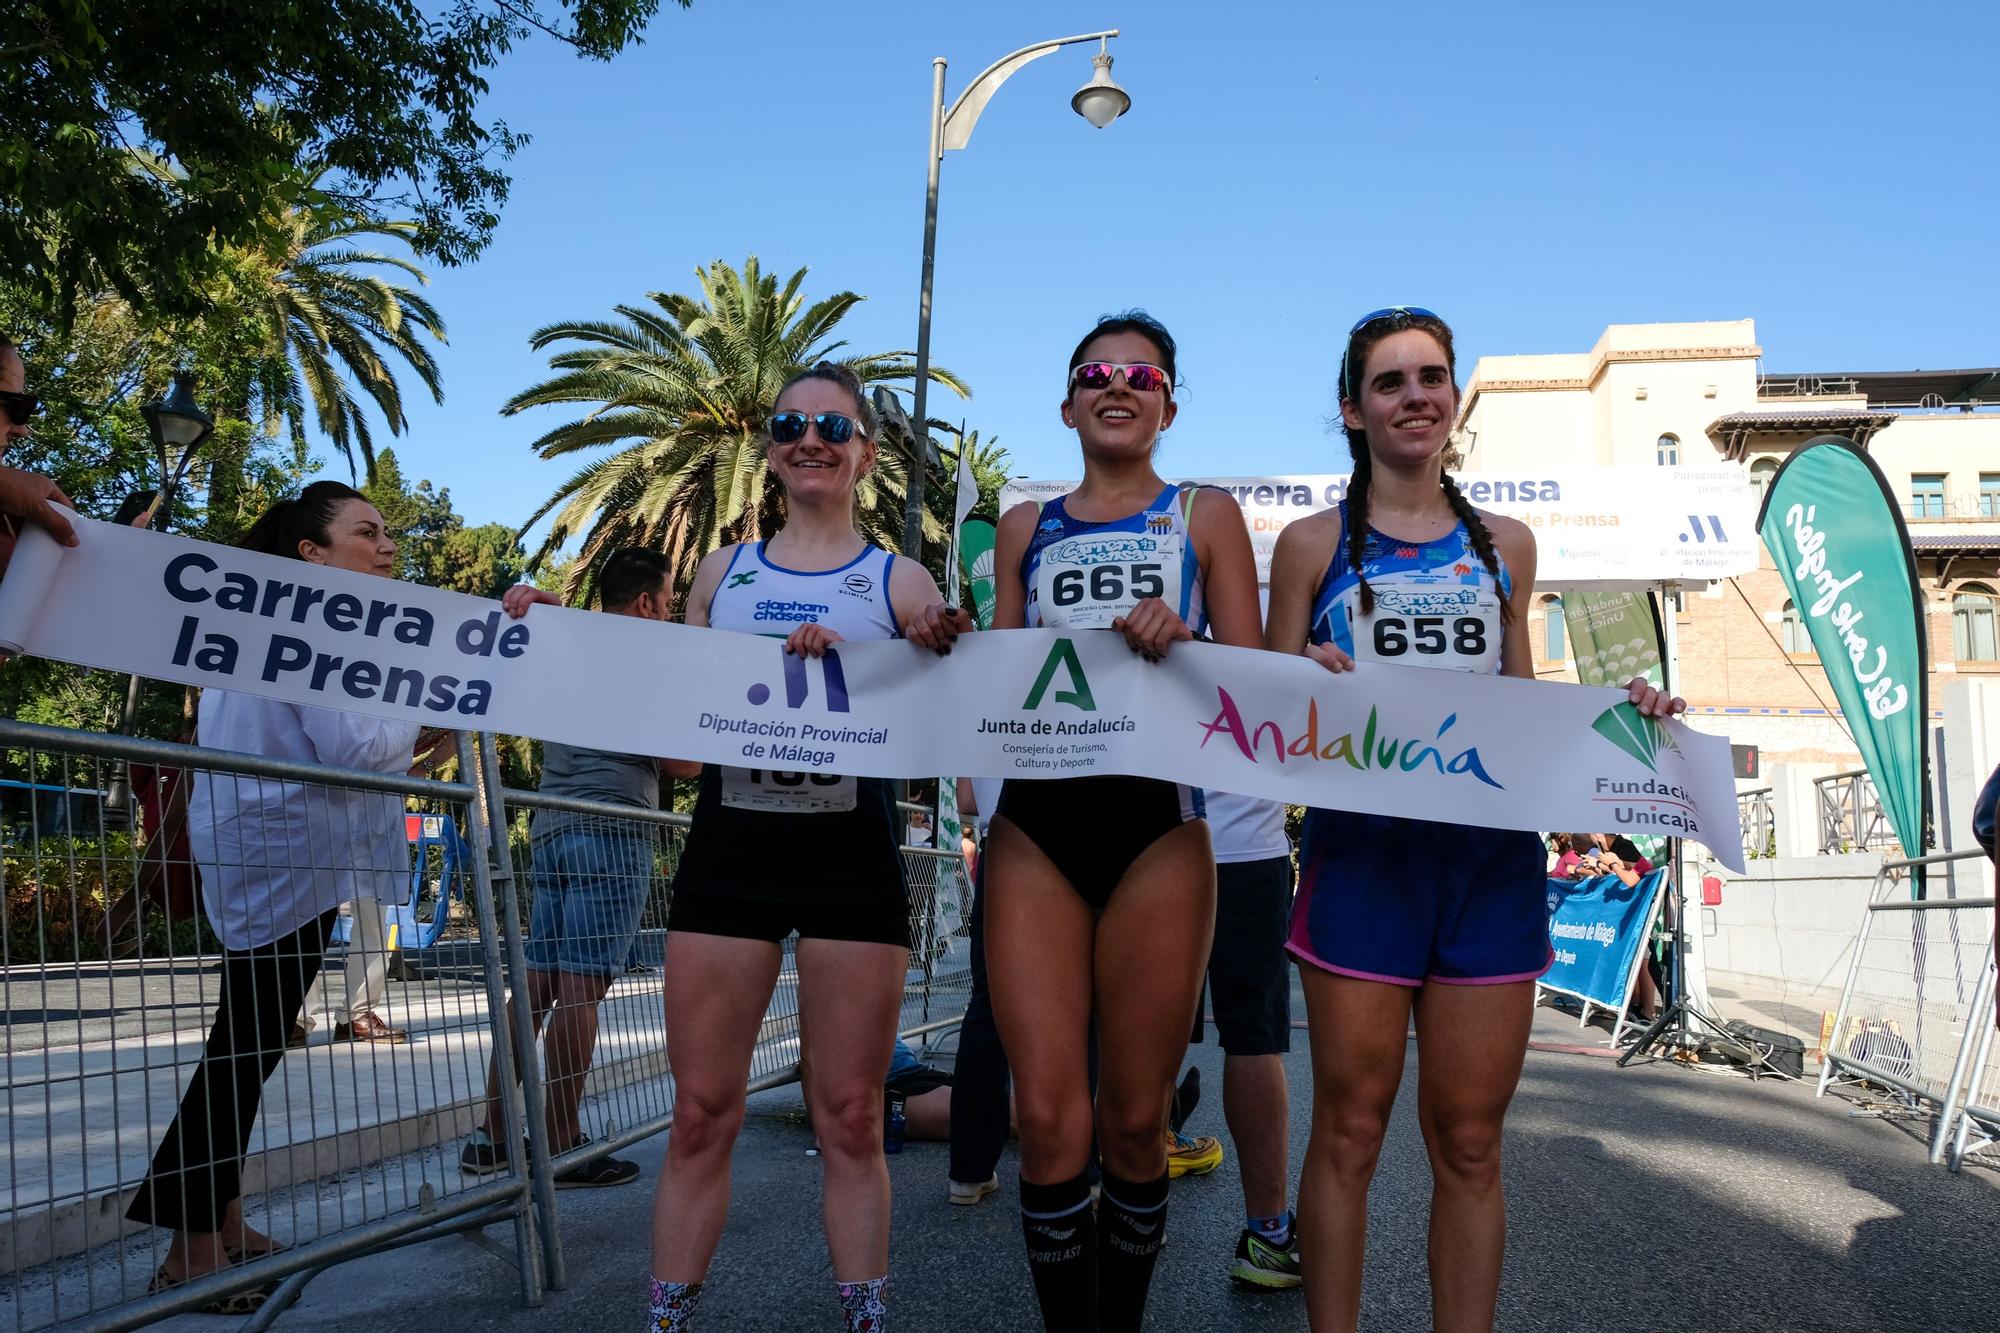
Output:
[{"xmin": 1266, "ymin": 306, "xmax": 1682, "ymax": 1332}]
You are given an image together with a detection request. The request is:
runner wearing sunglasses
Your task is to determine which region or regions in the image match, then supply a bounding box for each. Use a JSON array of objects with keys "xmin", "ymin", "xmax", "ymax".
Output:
[
  {"xmin": 1264, "ymin": 307, "xmax": 1682, "ymax": 1331},
  {"xmin": 988, "ymin": 312, "xmax": 1261, "ymax": 1332},
  {"xmin": 646, "ymin": 361, "xmax": 969, "ymax": 1332}
]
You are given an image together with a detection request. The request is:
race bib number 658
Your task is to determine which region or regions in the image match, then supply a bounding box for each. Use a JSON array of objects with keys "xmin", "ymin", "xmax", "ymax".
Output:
[{"xmin": 1344, "ymin": 585, "xmax": 1503, "ymax": 675}]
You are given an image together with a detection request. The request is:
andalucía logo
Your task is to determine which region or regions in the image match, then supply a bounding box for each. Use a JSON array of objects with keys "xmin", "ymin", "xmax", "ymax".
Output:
[
  {"xmin": 1194, "ymin": 687, "xmax": 1503, "ymax": 790},
  {"xmin": 1590, "ymin": 703, "xmax": 1679, "ymax": 774},
  {"xmin": 1022, "ymin": 638, "xmax": 1096, "ymax": 711}
]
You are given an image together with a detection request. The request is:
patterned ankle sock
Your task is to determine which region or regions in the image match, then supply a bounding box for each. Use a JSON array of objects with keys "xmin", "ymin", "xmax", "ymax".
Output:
[
  {"xmin": 647, "ymin": 1277, "xmax": 702, "ymax": 1331},
  {"xmin": 835, "ymin": 1275, "xmax": 887, "ymax": 1331},
  {"xmin": 1097, "ymin": 1169, "xmax": 1169, "ymax": 1333},
  {"xmin": 1019, "ymin": 1173, "xmax": 1097, "ymax": 1332},
  {"xmin": 1248, "ymin": 1209, "xmax": 1293, "ymax": 1247}
]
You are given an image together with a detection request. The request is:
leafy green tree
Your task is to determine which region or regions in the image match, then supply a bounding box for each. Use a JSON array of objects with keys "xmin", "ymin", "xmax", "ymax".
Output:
[
  {"xmin": 361, "ymin": 448, "xmax": 525, "ymax": 596},
  {"xmin": 3, "ymin": 1, "xmax": 682, "ymax": 324},
  {"xmin": 507, "ymin": 257, "xmax": 969, "ymax": 605},
  {"xmin": 226, "ymin": 191, "xmax": 447, "ymax": 479}
]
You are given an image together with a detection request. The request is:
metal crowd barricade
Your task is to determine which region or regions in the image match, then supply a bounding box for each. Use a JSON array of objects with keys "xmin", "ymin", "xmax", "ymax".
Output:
[
  {"xmin": 0, "ymin": 719, "xmax": 543, "ymax": 1333},
  {"xmin": 1816, "ymin": 847, "xmax": 1996, "ymax": 1166},
  {"xmin": 473, "ymin": 731, "xmax": 974, "ymax": 1285},
  {"xmin": 1, "ymin": 718, "xmax": 976, "ymax": 1331}
]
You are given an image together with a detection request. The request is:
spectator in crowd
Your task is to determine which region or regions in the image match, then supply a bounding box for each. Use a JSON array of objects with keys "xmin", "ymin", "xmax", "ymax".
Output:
[
  {"xmin": 294, "ymin": 900, "xmax": 407, "ymax": 1044},
  {"xmin": 124, "ymin": 482, "xmax": 443, "ymax": 1313},
  {"xmin": 946, "ymin": 777, "xmax": 1010, "ymax": 1206},
  {"xmin": 904, "ymin": 804, "xmax": 934, "ymax": 847},
  {"xmin": 1195, "ymin": 793, "xmax": 1301, "ymax": 1288},
  {"xmin": 0, "ymin": 333, "xmax": 78, "ymax": 581},
  {"xmin": 462, "ymin": 548, "xmax": 677, "ymax": 1188},
  {"xmin": 1551, "ymin": 833, "xmax": 1664, "ymax": 1017}
]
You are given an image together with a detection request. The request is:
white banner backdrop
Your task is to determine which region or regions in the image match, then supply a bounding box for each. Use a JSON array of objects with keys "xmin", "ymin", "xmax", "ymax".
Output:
[
  {"xmin": 0, "ymin": 516, "xmax": 1746, "ymax": 870},
  {"xmin": 999, "ymin": 467, "xmax": 1758, "ymax": 589}
]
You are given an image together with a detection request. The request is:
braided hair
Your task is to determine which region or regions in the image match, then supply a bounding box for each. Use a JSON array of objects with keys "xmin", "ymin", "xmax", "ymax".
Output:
[{"xmin": 1337, "ymin": 310, "xmax": 1509, "ymax": 622}]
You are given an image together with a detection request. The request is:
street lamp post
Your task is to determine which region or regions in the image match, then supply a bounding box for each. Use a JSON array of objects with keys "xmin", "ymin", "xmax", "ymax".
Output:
[
  {"xmin": 114, "ymin": 372, "xmax": 214, "ymax": 757},
  {"xmin": 900, "ymin": 31, "xmax": 1131, "ymax": 557}
]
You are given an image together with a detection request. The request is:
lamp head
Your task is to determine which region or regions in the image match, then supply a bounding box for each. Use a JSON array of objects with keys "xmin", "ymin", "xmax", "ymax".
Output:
[
  {"xmin": 142, "ymin": 372, "xmax": 215, "ymax": 452},
  {"xmin": 1071, "ymin": 48, "xmax": 1130, "ymax": 129}
]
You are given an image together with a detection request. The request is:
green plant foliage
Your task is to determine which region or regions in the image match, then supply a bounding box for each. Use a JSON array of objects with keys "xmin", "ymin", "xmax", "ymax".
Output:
[
  {"xmin": 2, "ymin": 1, "xmax": 683, "ymax": 324},
  {"xmin": 507, "ymin": 257, "xmax": 969, "ymax": 607}
]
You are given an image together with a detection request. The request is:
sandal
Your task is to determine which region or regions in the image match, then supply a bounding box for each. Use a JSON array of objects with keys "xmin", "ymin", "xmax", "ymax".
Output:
[
  {"xmin": 147, "ymin": 1264, "xmax": 278, "ymax": 1315},
  {"xmin": 225, "ymin": 1239, "xmax": 290, "ymax": 1264}
]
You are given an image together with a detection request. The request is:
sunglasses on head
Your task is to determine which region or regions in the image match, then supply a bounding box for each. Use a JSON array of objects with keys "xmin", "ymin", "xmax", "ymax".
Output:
[
  {"xmin": 1068, "ymin": 361, "xmax": 1171, "ymax": 394},
  {"xmin": 0, "ymin": 390, "xmax": 39, "ymax": 426},
  {"xmin": 1340, "ymin": 306, "xmax": 1444, "ymax": 396},
  {"xmin": 769, "ymin": 411, "xmax": 863, "ymax": 445}
]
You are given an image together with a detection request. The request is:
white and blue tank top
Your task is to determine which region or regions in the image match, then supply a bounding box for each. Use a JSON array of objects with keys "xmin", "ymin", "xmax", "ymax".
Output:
[
  {"xmin": 1020, "ymin": 482, "xmax": 1207, "ymax": 632},
  {"xmin": 697, "ymin": 540, "xmax": 899, "ymax": 820},
  {"xmin": 1310, "ymin": 500, "xmax": 1511, "ymax": 676},
  {"xmin": 707, "ymin": 541, "xmax": 901, "ymax": 643}
]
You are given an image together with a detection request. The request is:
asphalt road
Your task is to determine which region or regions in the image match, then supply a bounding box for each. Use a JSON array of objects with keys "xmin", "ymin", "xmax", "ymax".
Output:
[{"xmin": 143, "ymin": 1000, "xmax": 1998, "ymax": 1333}]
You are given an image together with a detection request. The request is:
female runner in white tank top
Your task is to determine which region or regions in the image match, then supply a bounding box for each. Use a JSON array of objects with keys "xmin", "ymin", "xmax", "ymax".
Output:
[{"xmin": 645, "ymin": 363, "xmax": 969, "ymax": 1332}]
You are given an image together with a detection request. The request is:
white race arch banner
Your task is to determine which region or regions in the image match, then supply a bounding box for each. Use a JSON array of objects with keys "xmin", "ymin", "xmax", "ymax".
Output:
[{"xmin": 999, "ymin": 466, "xmax": 1759, "ymax": 590}]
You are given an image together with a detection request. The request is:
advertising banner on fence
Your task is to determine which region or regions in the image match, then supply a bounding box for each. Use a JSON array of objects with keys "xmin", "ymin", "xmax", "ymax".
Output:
[
  {"xmin": 0, "ymin": 515, "xmax": 1747, "ymax": 869},
  {"xmin": 1562, "ymin": 590, "xmax": 1664, "ymax": 689},
  {"xmin": 1542, "ymin": 867, "xmax": 1668, "ymax": 1011},
  {"xmin": 1757, "ymin": 436, "xmax": 1928, "ymax": 858},
  {"xmin": 1000, "ymin": 466, "xmax": 1758, "ymax": 589}
]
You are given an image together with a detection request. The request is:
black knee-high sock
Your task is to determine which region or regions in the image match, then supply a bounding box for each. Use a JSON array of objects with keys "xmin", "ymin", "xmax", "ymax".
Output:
[
  {"xmin": 1020, "ymin": 1173, "xmax": 1096, "ymax": 1333},
  {"xmin": 1097, "ymin": 1169, "xmax": 1168, "ymax": 1333}
]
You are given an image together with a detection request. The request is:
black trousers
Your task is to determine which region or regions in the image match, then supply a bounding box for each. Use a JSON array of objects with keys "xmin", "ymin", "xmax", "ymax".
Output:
[
  {"xmin": 948, "ymin": 858, "xmax": 1012, "ymax": 1184},
  {"xmin": 126, "ymin": 909, "xmax": 335, "ymax": 1234}
]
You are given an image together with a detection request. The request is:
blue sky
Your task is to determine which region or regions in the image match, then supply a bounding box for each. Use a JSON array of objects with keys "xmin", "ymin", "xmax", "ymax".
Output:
[{"xmin": 380, "ymin": 1, "xmax": 1998, "ymax": 535}]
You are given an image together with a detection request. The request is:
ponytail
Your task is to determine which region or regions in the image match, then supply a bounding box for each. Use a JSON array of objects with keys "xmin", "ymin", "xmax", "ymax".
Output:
[
  {"xmin": 1438, "ymin": 471, "xmax": 1512, "ymax": 624},
  {"xmin": 238, "ymin": 481, "xmax": 366, "ymax": 560},
  {"xmin": 1344, "ymin": 446, "xmax": 1377, "ymax": 616}
]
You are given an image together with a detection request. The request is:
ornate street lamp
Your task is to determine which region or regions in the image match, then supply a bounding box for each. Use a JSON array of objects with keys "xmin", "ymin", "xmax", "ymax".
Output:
[{"xmin": 902, "ymin": 29, "xmax": 1131, "ymax": 556}]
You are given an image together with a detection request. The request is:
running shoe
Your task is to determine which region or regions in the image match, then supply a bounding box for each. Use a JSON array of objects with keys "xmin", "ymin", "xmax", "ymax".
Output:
[
  {"xmin": 1166, "ymin": 1128, "xmax": 1224, "ymax": 1178},
  {"xmin": 947, "ymin": 1174, "xmax": 1000, "ymax": 1207},
  {"xmin": 458, "ymin": 1128, "xmax": 519, "ymax": 1177},
  {"xmin": 1229, "ymin": 1226, "xmax": 1303, "ymax": 1289},
  {"xmin": 553, "ymin": 1135, "xmax": 640, "ymax": 1188}
]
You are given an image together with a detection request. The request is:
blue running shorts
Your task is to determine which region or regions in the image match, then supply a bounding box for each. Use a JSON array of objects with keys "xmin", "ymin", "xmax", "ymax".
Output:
[{"xmin": 1288, "ymin": 809, "xmax": 1551, "ymax": 987}]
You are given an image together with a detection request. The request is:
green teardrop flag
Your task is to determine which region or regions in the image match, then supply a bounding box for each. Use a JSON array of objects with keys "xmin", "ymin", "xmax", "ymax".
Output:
[
  {"xmin": 959, "ymin": 517, "xmax": 997, "ymax": 630},
  {"xmin": 1757, "ymin": 436, "xmax": 1928, "ymax": 858}
]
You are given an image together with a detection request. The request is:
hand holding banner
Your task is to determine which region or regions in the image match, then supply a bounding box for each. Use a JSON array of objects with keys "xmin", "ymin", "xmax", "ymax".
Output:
[{"xmin": 0, "ymin": 514, "xmax": 1747, "ymax": 870}]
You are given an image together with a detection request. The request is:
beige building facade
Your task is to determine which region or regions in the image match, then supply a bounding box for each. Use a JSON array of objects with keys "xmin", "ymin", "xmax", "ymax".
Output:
[{"xmin": 1455, "ymin": 320, "xmax": 2000, "ymax": 772}]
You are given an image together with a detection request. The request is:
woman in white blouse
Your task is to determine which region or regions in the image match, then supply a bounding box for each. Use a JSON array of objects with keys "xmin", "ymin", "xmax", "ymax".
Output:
[{"xmin": 126, "ymin": 482, "xmax": 440, "ymax": 1313}]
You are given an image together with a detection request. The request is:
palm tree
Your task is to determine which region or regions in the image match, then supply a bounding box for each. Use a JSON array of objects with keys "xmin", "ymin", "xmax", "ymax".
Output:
[
  {"xmin": 506, "ymin": 257, "xmax": 968, "ymax": 605},
  {"xmin": 225, "ymin": 181, "xmax": 447, "ymax": 479}
]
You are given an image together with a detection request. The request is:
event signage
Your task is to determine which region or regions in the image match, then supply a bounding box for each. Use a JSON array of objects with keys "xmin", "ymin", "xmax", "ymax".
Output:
[
  {"xmin": 1562, "ymin": 590, "xmax": 1664, "ymax": 689},
  {"xmin": 1541, "ymin": 868, "xmax": 1669, "ymax": 1011},
  {"xmin": 0, "ymin": 515, "xmax": 1747, "ymax": 871},
  {"xmin": 1000, "ymin": 467, "xmax": 1758, "ymax": 589},
  {"xmin": 1757, "ymin": 437, "xmax": 1928, "ymax": 858}
]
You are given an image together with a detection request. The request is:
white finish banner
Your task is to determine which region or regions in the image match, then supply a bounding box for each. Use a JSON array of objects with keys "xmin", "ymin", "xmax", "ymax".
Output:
[
  {"xmin": 999, "ymin": 467, "xmax": 1758, "ymax": 589},
  {"xmin": 0, "ymin": 516, "xmax": 1747, "ymax": 871}
]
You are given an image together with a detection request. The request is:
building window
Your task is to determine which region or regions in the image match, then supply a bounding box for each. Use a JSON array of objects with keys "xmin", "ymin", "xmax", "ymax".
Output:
[
  {"xmin": 1981, "ymin": 474, "xmax": 2000, "ymax": 519},
  {"xmin": 1749, "ymin": 457, "xmax": 1778, "ymax": 501},
  {"xmin": 1657, "ymin": 433, "xmax": 1680, "ymax": 467},
  {"xmin": 1780, "ymin": 600, "xmax": 1815, "ymax": 656},
  {"xmin": 1910, "ymin": 474, "xmax": 1947, "ymax": 518},
  {"xmin": 1541, "ymin": 595, "xmax": 1567, "ymax": 662},
  {"xmin": 1954, "ymin": 586, "xmax": 1999, "ymax": 662}
]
